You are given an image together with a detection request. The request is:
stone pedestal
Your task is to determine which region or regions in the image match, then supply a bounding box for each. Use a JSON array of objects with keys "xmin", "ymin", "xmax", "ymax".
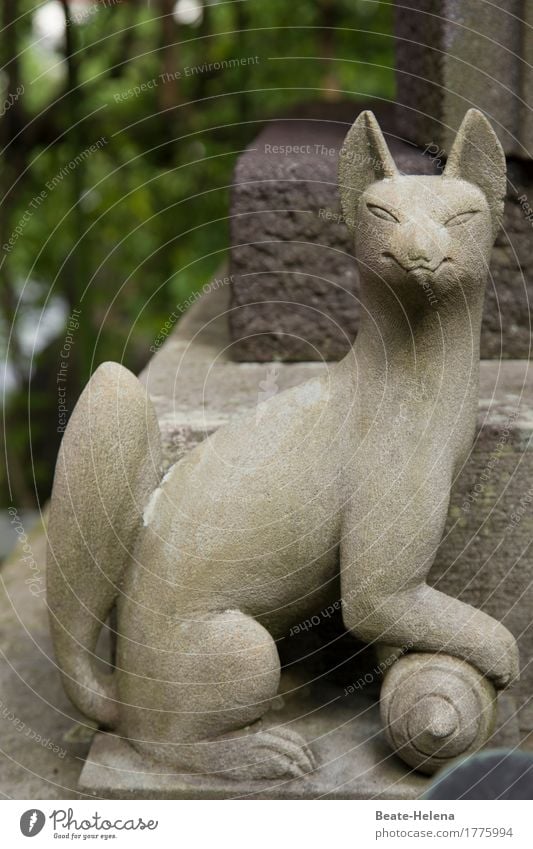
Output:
[
  {"xmin": 395, "ymin": 0, "xmax": 533, "ymax": 158},
  {"xmin": 79, "ymin": 675, "xmax": 518, "ymax": 800},
  {"xmin": 78, "ymin": 679, "xmax": 430, "ymax": 800}
]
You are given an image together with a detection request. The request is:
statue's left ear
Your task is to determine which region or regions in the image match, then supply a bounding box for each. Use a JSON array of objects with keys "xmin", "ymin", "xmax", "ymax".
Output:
[
  {"xmin": 444, "ymin": 109, "xmax": 506, "ymax": 238},
  {"xmin": 338, "ymin": 111, "xmax": 398, "ymax": 234}
]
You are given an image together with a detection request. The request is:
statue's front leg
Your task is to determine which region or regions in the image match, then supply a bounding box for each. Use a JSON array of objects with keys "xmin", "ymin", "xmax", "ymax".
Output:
[
  {"xmin": 339, "ymin": 504, "xmax": 519, "ymax": 773},
  {"xmin": 339, "ymin": 495, "xmax": 519, "ymax": 689},
  {"xmin": 342, "ymin": 580, "xmax": 518, "ymax": 689}
]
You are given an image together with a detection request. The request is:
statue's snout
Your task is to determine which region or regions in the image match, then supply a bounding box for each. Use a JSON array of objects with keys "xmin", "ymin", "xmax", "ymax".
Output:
[{"xmin": 388, "ymin": 219, "xmax": 451, "ymax": 274}]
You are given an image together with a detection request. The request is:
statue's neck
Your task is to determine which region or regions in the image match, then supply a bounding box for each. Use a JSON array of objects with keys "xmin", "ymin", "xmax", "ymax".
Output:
[{"xmin": 350, "ymin": 272, "xmax": 486, "ymax": 408}]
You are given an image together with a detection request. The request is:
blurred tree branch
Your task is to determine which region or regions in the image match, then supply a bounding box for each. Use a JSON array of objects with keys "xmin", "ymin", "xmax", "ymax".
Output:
[
  {"xmin": 158, "ymin": 0, "xmax": 181, "ymax": 114},
  {"xmin": 0, "ymin": 0, "xmax": 35, "ymax": 506},
  {"xmin": 108, "ymin": 0, "xmax": 139, "ymax": 78}
]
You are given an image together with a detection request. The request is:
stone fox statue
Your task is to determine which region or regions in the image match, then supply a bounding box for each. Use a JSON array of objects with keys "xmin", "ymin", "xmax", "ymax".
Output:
[{"xmin": 47, "ymin": 109, "xmax": 518, "ymax": 780}]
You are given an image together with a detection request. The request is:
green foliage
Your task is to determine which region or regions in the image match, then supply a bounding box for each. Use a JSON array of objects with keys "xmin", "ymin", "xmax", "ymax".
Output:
[{"xmin": 2, "ymin": 0, "xmax": 393, "ymax": 506}]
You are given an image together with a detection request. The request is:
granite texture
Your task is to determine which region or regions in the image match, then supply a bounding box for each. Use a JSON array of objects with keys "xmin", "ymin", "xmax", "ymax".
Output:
[
  {"xmin": 229, "ymin": 103, "xmax": 438, "ymax": 362},
  {"xmin": 228, "ymin": 106, "xmax": 533, "ymax": 361},
  {"xmin": 0, "ymin": 512, "xmax": 519, "ymax": 800},
  {"xmin": 0, "ymin": 515, "xmax": 94, "ymax": 800},
  {"xmin": 78, "ymin": 686, "xmax": 520, "ymax": 800},
  {"xmin": 143, "ymin": 283, "xmax": 533, "ymax": 734},
  {"xmin": 44, "ymin": 111, "xmax": 527, "ymax": 791},
  {"xmin": 1, "ymin": 285, "xmax": 530, "ymax": 799}
]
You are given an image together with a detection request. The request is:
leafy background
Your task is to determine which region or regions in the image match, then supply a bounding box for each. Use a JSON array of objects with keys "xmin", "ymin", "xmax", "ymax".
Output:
[{"xmin": 1, "ymin": 0, "xmax": 394, "ymax": 508}]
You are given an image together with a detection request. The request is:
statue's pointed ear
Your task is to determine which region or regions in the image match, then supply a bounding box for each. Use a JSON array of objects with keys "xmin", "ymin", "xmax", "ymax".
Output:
[
  {"xmin": 338, "ymin": 111, "xmax": 398, "ymax": 233},
  {"xmin": 444, "ymin": 109, "xmax": 506, "ymax": 237}
]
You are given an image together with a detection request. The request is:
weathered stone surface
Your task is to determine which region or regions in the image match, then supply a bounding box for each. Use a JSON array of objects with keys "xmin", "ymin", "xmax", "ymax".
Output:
[
  {"xmin": 0, "ymin": 516, "xmax": 92, "ymax": 799},
  {"xmin": 425, "ymin": 750, "xmax": 533, "ymax": 800},
  {"xmin": 394, "ymin": 0, "xmax": 533, "ymax": 158},
  {"xmin": 229, "ymin": 108, "xmax": 533, "ymax": 361},
  {"xmin": 79, "ymin": 683, "xmax": 430, "ymax": 800},
  {"xmin": 142, "ymin": 281, "xmax": 328, "ymax": 470},
  {"xmin": 46, "ymin": 111, "xmax": 525, "ymax": 789},
  {"xmin": 229, "ymin": 103, "xmax": 439, "ymax": 361},
  {"xmin": 2, "ymin": 325, "xmax": 530, "ymax": 799},
  {"xmin": 79, "ymin": 681, "xmax": 517, "ymax": 800},
  {"xmin": 143, "ymin": 285, "xmax": 533, "ymax": 733},
  {"xmin": 381, "ymin": 654, "xmax": 497, "ymax": 776},
  {"xmin": 484, "ymin": 156, "xmax": 533, "ymax": 358},
  {"xmin": 431, "ymin": 371, "xmax": 533, "ymax": 729},
  {"xmin": 47, "ymin": 362, "xmax": 163, "ymax": 729}
]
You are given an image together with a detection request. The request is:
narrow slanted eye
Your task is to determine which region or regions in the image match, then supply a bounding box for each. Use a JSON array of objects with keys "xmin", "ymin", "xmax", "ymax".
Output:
[
  {"xmin": 444, "ymin": 210, "xmax": 480, "ymax": 227},
  {"xmin": 366, "ymin": 203, "xmax": 400, "ymax": 223}
]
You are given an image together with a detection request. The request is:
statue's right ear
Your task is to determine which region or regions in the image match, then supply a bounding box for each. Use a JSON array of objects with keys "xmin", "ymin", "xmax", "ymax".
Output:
[
  {"xmin": 338, "ymin": 111, "xmax": 398, "ymax": 233},
  {"xmin": 444, "ymin": 109, "xmax": 506, "ymax": 239}
]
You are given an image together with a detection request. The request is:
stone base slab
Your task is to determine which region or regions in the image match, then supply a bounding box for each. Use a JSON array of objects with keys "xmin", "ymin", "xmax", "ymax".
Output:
[{"xmin": 79, "ymin": 675, "xmax": 519, "ymax": 800}]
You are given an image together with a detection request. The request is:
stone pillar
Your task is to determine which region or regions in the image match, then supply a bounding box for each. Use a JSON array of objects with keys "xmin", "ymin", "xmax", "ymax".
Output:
[{"xmin": 395, "ymin": 0, "xmax": 532, "ymax": 158}]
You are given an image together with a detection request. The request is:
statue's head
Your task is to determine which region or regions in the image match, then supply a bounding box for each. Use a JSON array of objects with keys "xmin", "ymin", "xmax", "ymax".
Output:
[{"xmin": 338, "ymin": 109, "xmax": 506, "ymax": 297}]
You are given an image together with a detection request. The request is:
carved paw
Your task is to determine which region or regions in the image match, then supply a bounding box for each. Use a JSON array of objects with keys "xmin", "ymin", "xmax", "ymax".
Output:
[
  {"xmin": 230, "ymin": 726, "xmax": 316, "ymax": 781},
  {"xmin": 476, "ymin": 622, "xmax": 519, "ymax": 689}
]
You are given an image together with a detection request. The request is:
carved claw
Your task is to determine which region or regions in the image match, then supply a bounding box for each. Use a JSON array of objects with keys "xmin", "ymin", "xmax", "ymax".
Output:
[
  {"xmin": 226, "ymin": 727, "xmax": 316, "ymax": 781},
  {"xmin": 473, "ymin": 621, "xmax": 520, "ymax": 690},
  {"xmin": 487, "ymin": 632, "xmax": 520, "ymax": 690}
]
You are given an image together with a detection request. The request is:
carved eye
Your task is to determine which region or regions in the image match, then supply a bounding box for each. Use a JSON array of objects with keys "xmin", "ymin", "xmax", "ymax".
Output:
[
  {"xmin": 367, "ymin": 203, "xmax": 400, "ymax": 223},
  {"xmin": 444, "ymin": 210, "xmax": 480, "ymax": 227}
]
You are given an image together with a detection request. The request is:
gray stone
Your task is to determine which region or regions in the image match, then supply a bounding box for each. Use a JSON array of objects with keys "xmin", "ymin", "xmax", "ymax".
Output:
[
  {"xmin": 147, "ymin": 296, "xmax": 533, "ymax": 735},
  {"xmin": 46, "ymin": 109, "xmax": 521, "ymax": 786},
  {"xmin": 430, "ymin": 368, "xmax": 533, "ymax": 729},
  {"xmin": 0, "ymin": 517, "xmax": 91, "ymax": 799},
  {"xmin": 394, "ymin": 0, "xmax": 533, "ymax": 158},
  {"xmin": 47, "ymin": 362, "xmax": 162, "ymax": 729},
  {"xmin": 142, "ymin": 279, "xmax": 328, "ymax": 471},
  {"xmin": 0, "ymin": 507, "xmax": 522, "ymax": 799},
  {"xmin": 79, "ymin": 682, "xmax": 430, "ymax": 800},
  {"xmin": 156, "ymin": 314, "xmax": 533, "ymax": 728},
  {"xmin": 424, "ymin": 750, "xmax": 533, "ymax": 800},
  {"xmin": 229, "ymin": 103, "xmax": 439, "ymax": 362},
  {"xmin": 381, "ymin": 654, "xmax": 497, "ymax": 776},
  {"xmin": 79, "ymin": 678, "xmax": 517, "ymax": 800},
  {"xmin": 229, "ymin": 109, "xmax": 533, "ymax": 361}
]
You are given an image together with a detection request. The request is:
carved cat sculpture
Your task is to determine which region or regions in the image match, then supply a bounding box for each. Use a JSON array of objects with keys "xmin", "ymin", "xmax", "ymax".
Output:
[{"xmin": 47, "ymin": 109, "xmax": 518, "ymax": 780}]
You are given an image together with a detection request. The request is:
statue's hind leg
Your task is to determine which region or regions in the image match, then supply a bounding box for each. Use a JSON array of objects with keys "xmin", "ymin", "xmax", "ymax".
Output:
[{"xmin": 118, "ymin": 609, "xmax": 316, "ymax": 781}]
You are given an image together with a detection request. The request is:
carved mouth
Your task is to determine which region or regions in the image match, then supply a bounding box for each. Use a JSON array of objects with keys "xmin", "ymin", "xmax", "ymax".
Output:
[{"xmin": 383, "ymin": 253, "xmax": 449, "ymax": 274}]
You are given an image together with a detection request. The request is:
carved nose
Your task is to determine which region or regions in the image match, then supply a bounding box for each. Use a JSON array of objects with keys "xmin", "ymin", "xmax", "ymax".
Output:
[{"xmin": 408, "ymin": 247, "xmax": 431, "ymax": 264}]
